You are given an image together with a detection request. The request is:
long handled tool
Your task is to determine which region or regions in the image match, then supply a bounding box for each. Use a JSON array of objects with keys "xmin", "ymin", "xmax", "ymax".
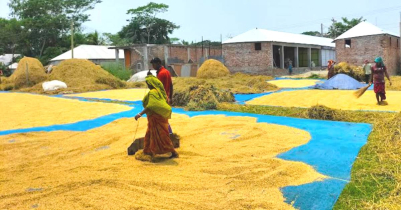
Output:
[{"xmin": 354, "ymin": 84, "xmax": 372, "ymax": 98}]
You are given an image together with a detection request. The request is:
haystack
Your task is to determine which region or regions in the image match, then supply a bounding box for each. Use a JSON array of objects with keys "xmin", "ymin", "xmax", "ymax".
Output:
[
  {"xmin": 49, "ymin": 59, "xmax": 125, "ymax": 92},
  {"xmin": 197, "ymin": 59, "xmax": 230, "ymax": 79},
  {"xmin": 334, "ymin": 62, "xmax": 364, "ymax": 81},
  {"xmin": 5, "ymin": 57, "xmax": 47, "ymax": 89}
]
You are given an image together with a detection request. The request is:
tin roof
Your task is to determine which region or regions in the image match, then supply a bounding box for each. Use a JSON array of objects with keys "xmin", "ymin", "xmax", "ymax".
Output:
[{"xmin": 223, "ymin": 28, "xmax": 335, "ymax": 47}]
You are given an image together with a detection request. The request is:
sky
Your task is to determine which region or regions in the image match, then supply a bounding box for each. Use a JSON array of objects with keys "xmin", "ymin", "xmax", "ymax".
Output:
[{"xmin": 0, "ymin": 0, "xmax": 400, "ymax": 42}]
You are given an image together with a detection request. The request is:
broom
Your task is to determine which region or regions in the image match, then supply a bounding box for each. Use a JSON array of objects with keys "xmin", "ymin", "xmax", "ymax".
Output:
[{"xmin": 354, "ymin": 84, "xmax": 371, "ymax": 98}]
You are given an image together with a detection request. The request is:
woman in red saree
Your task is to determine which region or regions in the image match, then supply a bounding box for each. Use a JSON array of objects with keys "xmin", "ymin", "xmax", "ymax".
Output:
[
  {"xmin": 369, "ymin": 57, "xmax": 392, "ymax": 105},
  {"xmin": 135, "ymin": 75, "xmax": 178, "ymax": 158},
  {"xmin": 327, "ymin": 60, "xmax": 336, "ymax": 79}
]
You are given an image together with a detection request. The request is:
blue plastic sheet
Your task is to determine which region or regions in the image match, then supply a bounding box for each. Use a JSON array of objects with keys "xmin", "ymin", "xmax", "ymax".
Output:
[
  {"xmin": 312, "ymin": 74, "xmax": 367, "ymax": 90},
  {"xmin": 0, "ymin": 92, "xmax": 372, "ymax": 210}
]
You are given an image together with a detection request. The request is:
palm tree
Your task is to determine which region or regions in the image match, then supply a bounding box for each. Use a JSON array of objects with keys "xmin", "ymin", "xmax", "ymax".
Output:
[{"xmin": 86, "ymin": 31, "xmax": 105, "ymax": 45}]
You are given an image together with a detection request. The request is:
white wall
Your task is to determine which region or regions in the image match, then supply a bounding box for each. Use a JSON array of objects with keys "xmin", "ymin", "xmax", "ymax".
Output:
[{"xmin": 321, "ymin": 49, "xmax": 336, "ymax": 67}]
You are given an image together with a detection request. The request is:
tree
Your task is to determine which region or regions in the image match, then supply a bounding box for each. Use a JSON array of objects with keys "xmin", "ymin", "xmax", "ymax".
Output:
[
  {"xmin": 301, "ymin": 31, "xmax": 322, "ymax": 37},
  {"xmin": 328, "ymin": 17, "xmax": 365, "ymax": 38},
  {"xmin": 0, "ymin": 18, "xmax": 25, "ymax": 59},
  {"xmin": 125, "ymin": 2, "xmax": 179, "ymax": 44},
  {"xmin": 169, "ymin": 37, "xmax": 180, "ymax": 44},
  {"xmin": 192, "ymin": 40, "xmax": 221, "ymax": 47},
  {"xmin": 86, "ymin": 31, "xmax": 105, "ymax": 45},
  {"xmin": 8, "ymin": 0, "xmax": 101, "ymax": 62},
  {"xmin": 103, "ymin": 33, "xmax": 129, "ymax": 46}
]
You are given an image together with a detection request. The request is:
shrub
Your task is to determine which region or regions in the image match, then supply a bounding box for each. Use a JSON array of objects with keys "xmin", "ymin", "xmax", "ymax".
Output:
[{"xmin": 101, "ymin": 62, "xmax": 132, "ymax": 81}]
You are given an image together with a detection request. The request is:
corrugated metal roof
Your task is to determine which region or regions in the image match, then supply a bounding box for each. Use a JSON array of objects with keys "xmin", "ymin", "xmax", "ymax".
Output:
[
  {"xmin": 334, "ymin": 22, "xmax": 399, "ymax": 41},
  {"xmin": 50, "ymin": 45, "xmax": 124, "ymax": 61},
  {"xmin": 223, "ymin": 28, "xmax": 335, "ymax": 47}
]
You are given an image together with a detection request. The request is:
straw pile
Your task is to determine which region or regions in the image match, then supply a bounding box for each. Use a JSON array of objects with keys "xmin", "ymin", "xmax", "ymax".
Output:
[
  {"xmin": 334, "ymin": 62, "xmax": 364, "ymax": 81},
  {"xmin": 197, "ymin": 59, "xmax": 230, "ymax": 79},
  {"xmin": 1, "ymin": 57, "xmax": 47, "ymax": 90},
  {"xmin": 49, "ymin": 59, "xmax": 126, "ymax": 93},
  {"xmin": 0, "ymin": 114, "xmax": 325, "ymax": 209},
  {"xmin": 173, "ymin": 84, "xmax": 234, "ymax": 111},
  {"xmin": 171, "ymin": 73, "xmax": 276, "ymax": 110},
  {"xmin": 307, "ymin": 105, "xmax": 341, "ymax": 121}
]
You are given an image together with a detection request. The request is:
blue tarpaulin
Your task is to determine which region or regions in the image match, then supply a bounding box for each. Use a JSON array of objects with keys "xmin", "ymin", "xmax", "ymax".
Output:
[{"xmin": 312, "ymin": 74, "xmax": 366, "ymax": 90}]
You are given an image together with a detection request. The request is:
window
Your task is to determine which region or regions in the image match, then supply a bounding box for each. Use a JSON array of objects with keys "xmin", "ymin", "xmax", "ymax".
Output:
[
  {"xmin": 255, "ymin": 43, "xmax": 262, "ymax": 51},
  {"xmin": 137, "ymin": 63, "xmax": 142, "ymax": 70},
  {"xmin": 345, "ymin": 39, "xmax": 351, "ymax": 48}
]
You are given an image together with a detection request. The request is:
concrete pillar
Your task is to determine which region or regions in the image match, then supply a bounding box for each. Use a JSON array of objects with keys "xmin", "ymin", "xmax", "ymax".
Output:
[
  {"xmin": 164, "ymin": 46, "xmax": 169, "ymax": 66},
  {"xmin": 295, "ymin": 47, "xmax": 299, "ymax": 68},
  {"xmin": 319, "ymin": 49, "xmax": 322, "ymax": 67},
  {"xmin": 307, "ymin": 48, "xmax": 312, "ymax": 68},
  {"xmin": 143, "ymin": 46, "xmax": 149, "ymax": 70},
  {"xmin": 280, "ymin": 46, "xmax": 285, "ymax": 69},
  {"xmin": 115, "ymin": 49, "xmax": 119, "ymax": 63},
  {"xmin": 187, "ymin": 47, "xmax": 190, "ymax": 63}
]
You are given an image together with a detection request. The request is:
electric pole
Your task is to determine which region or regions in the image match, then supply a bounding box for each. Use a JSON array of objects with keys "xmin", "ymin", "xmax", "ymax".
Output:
[
  {"xmin": 71, "ymin": 21, "xmax": 74, "ymax": 58},
  {"xmin": 321, "ymin": 23, "xmax": 324, "ymax": 37}
]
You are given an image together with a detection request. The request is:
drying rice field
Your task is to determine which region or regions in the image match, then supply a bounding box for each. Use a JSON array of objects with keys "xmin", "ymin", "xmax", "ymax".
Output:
[
  {"xmin": 247, "ymin": 90, "xmax": 401, "ymax": 112},
  {"xmin": 1, "ymin": 111, "xmax": 326, "ymax": 209},
  {"xmin": 65, "ymin": 88, "xmax": 148, "ymax": 102},
  {"xmin": 0, "ymin": 92, "xmax": 333, "ymax": 209},
  {"xmin": 2, "ymin": 75, "xmax": 399, "ymax": 209},
  {"xmin": 0, "ymin": 92, "xmax": 130, "ymax": 131}
]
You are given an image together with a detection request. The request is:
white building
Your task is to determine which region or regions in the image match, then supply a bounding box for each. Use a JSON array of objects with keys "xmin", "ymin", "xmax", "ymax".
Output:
[{"xmin": 49, "ymin": 45, "xmax": 124, "ymax": 65}]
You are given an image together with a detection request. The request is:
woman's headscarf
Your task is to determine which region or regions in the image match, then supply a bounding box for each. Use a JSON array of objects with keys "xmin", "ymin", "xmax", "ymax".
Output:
[
  {"xmin": 374, "ymin": 57, "xmax": 385, "ymax": 66},
  {"xmin": 142, "ymin": 75, "xmax": 171, "ymax": 119},
  {"xmin": 328, "ymin": 60, "xmax": 335, "ymax": 69}
]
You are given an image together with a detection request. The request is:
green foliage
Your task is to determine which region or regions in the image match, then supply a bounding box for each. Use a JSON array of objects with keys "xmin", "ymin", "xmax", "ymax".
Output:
[
  {"xmin": 122, "ymin": 2, "xmax": 179, "ymax": 44},
  {"xmin": 6, "ymin": 0, "xmax": 101, "ymax": 63},
  {"xmin": 0, "ymin": 18, "xmax": 24, "ymax": 56},
  {"xmin": 191, "ymin": 40, "xmax": 221, "ymax": 47},
  {"xmin": 85, "ymin": 31, "xmax": 105, "ymax": 45},
  {"xmin": 307, "ymin": 74, "xmax": 325, "ymax": 79},
  {"xmin": 101, "ymin": 62, "xmax": 132, "ymax": 81},
  {"xmin": 301, "ymin": 31, "xmax": 322, "ymax": 37},
  {"xmin": 328, "ymin": 17, "xmax": 365, "ymax": 38},
  {"xmin": 103, "ymin": 33, "xmax": 129, "ymax": 46}
]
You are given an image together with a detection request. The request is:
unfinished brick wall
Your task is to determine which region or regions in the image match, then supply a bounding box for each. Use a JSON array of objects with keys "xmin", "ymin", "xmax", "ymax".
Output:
[
  {"xmin": 336, "ymin": 35, "xmax": 400, "ymax": 75},
  {"xmin": 148, "ymin": 45, "xmax": 165, "ymax": 60},
  {"xmin": 168, "ymin": 46, "xmax": 187, "ymax": 63},
  {"xmin": 223, "ymin": 42, "xmax": 273, "ymax": 75},
  {"xmin": 130, "ymin": 48, "xmax": 144, "ymax": 71},
  {"xmin": 384, "ymin": 36, "xmax": 400, "ymax": 75}
]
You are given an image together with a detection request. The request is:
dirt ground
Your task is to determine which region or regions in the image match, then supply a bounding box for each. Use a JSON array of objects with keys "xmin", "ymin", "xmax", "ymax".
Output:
[{"xmin": 0, "ymin": 114, "xmax": 325, "ymax": 209}]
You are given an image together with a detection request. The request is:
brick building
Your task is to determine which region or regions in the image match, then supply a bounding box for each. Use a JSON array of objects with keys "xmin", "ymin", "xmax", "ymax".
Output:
[
  {"xmin": 222, "ymin": 28, "xmax": 336, "ymax": 76},
  {"xmin": 334, "ymin": 22, "xmax": 400, "ymax": 75},
  {"xmin": 110, "ymin": 44, "xmax": 222, "ymax": 77}
]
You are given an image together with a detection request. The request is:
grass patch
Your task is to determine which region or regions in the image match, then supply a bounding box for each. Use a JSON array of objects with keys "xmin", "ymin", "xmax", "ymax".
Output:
[
  {"xmin": 307, "ymin": 74, "xmax": 326, "ymax": 79},
  {"xmin": 101, "ymin": 62, "xmax": 132, "ymax": 81},
  {"xmin": 217, "ymin": 103, "xmax": 401, "ymax": 209}
]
